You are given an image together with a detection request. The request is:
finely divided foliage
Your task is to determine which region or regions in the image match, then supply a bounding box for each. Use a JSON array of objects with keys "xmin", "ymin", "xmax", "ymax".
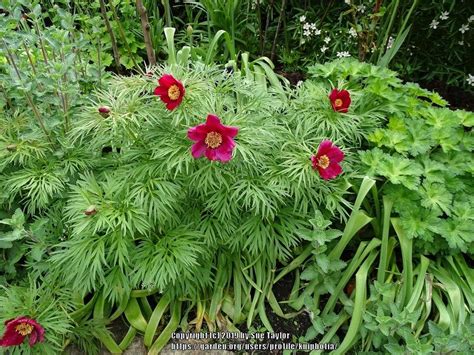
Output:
[{"xmin": 46, "ymin": 62, "xmax": 363, "ymax": 304}]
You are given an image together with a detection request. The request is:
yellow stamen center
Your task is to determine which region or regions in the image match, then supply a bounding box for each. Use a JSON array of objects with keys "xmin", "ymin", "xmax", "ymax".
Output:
[
  {"xmin": 167, "ymin": 85, "xmax": 181, "ymax": 100},
  {"xmin": 318, "ymin": 155, "xmax": 330, "ymax": 169},
  {"xmin": 334, "ymin": 99, "xmax": 343, "ymax": 107},
  {"xmin": 205, "ymin": 132, "xmax": 223, "ymax": 149},
  {"xmin": 15, "ymin": 323, "xmax": 33, "ymax": 336}
]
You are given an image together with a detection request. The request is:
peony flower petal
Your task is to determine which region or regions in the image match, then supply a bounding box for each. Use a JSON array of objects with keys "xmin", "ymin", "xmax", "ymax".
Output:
[
  {"xmin": 158, "ymin": 74, "xmax": 177, "ymax": 87},
  {"xmin": 317, "ymin": 140, "xmax": 334, "ymax": 156},
  {"xmin": 223, "ymin": 125, "xmax": 239, "ymax": 138},
  {"xmin": 0, "ymin": 320, "xmax": 25, "ymax": 347},
  {"xmin": 340, "ymin": 90, "xmax": 350, "ymax": 101},
  {"xmin": 214, "ymin": 148, "xmax": 233, "ymax": 162},
  {"xmin": 328, "ymin": 89, "xmax": 340, "ymax": 101},
  {"xmin": 28, "ymin": 331, "xmax": 37, "ymax": 347},
  {"xmin": 205, "ymin": 149, "xmax": 217, "ymax": 161},
  {"xmin": 205, "ymin": 114, "xmax": 223, "ymax": 130},
  {"xmin": 191, "ymin": 141, "xmax": 207, "ymax": 158},
  {"xmin": 175, "ymin": 81, "xmax": 185, "ymax": 96},
  {"xmin": 326, "ymin": 146, "xmax": 345, "ymax": 163},
  {"xmin": 220, "ymin": 135, "xmax": 236, "ymax": 151},
  {"xmin": 166, "ymin": 100, "xmax": 180, "ymax": 110},
  {"xmin": 320, "ymin": 163, "xmax": 342, "ymax": 180},
  {"xmin": 311, "ymin": 154, "xmax": 318, "ymax": 170},
  {"xmin": 153, "ymin": 86, "xmax": 168, "ymax": 97},
  {"xmin": 187, "ymin": 124, "xmax": 209, "ymax": 141}
]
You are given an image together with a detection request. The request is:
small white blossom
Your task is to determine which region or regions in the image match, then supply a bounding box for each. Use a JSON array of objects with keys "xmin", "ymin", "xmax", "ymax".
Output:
[
  {"xmin": 336, "ymin": 51, "xmax": 351, "ymax": 58},
  {"xmin": 459, "ymin": 24, "xmax": 469, "ymax": 33},
  {"xmin": 467, "ymin": 74, "xmax": 474, "ymax": 86},
  {"xmin": 299, "ymin": 15, "xmax": 306, "ymax": 22},
  {"xmin": 439, "ymin": 11, "xmax": 449, "ymax": 20},
  {"xmin": 348, "ymin": 27, "xmax": 357, "ymax": 38},
  {"xmin": 468, "ymin": 15, "xmax": 474, "ymax": 23},
  {"xmin": 301, "ymin": 21, "xmax": 320, "ymax": 37},
  {"xmin": 324, "ymin": 36, "xmax": 331, "ymax": 44},
  {"xmin": 345, "ymin": 0, "xmax": 351, "ymax": 4},
  {"xmin": 430, "ymin": 19, "xmax": 439, "ymax": 29},
  {"xmin": 296, "ymin": 80, "xmax": 303, "ymax": 88},
  {"xmin": 458, "ymin": 40, "xmax": 464, "ymax": 45},
  {"xmin": 321, "ymin": 45, "xmax": 328, "ymax": 53},
  {"xmin": 387, "ymin": 36, "xmax": 394, "ymax": 49},
  {"xmin": 357, "ymin": 4, "xmax": 366, "ymax": 13}
]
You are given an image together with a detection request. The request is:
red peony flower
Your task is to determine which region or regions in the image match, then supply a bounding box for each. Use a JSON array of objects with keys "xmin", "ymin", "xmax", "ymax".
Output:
[
  {"xmin": 311, "ymin": 140, "xmax": 344, "ymax": 180},
  {"xmin": 153, "ymin": 74, "xmax": 185, "ymax": 110},
  {"xmin": 187, "ymin": 114, "xmax": 239, "ymax": 162},
  {"xmin": 329, "ymin": 89, "xmax": 351, "ymax": 113},
  {"xmin": 0, "ymin": 316, "xmax": 45, "ymax": 347}
]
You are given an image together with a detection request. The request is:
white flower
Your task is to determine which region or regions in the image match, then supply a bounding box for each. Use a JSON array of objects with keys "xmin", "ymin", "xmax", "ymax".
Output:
[
  {"xmin": 348, "ymin": 27, "xmax": 357, "ymax": 38},
  {"xmin": 314, "ymin": 29, "xmax": 321, "ymax": 36},
  {"xmin": 303, "ymin": 23, "xmax": 311, "ymax": 30},
  {"xmin": 324, "ymin": 36, "xmax": 331, "ymax": 44},
  {"xmin": 345, "ymin": 0, "xmax": 351, "ymax": 4},
  {"xmin": 303, "ymin": 30, "xmax": 311, "ymax": 37},
  {"xmin": 467, "ymin": 74, "xmax": 474, "ymax": 86},
  {"xmin": 299, "ymin": 15, "xmax": 306, "ymax": 22},
  {"xmin": 430, "ymin": 19, "xmax": 439, "ymax": 29},
  {"xmin": 357, "ymin": 4, "xmax": 366, "ymax": 13},
  {"xmin": 468, "ymin": 15, "xmax": 474, "ymax": 23},
  {"xmin": 321, "ymin": 45, "xmax": 328, "ymax": 53},
  {"xmin": 459, "ymin": 24, "xmax": 469, "ymax": 33},
  {"xmin": 387, "ymin": 36, "xmax": 394, "ymax": 49},
  {"xmin": 296, "ymin": 80, "xmax": 303, "ymax": 87},
  {"xmin": 336, "ymin": 51, "xmax": 351, "ymax": 58},
  {"xmin": 439, "ymin": 11, "xmax": 449, "ymax": 20},
  {"xmin": 310, "ymin": 23, "xmax": 317, "ymax": 30},
  {"xmin": 458, "ymin": 40, "xmax": 464, "ymax": 45}
]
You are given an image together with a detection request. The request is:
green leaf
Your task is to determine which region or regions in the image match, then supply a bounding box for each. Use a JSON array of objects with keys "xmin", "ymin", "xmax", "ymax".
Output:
[{"xmin": 419, "ymin": 182, "xmax": 453, "ymax": 216}]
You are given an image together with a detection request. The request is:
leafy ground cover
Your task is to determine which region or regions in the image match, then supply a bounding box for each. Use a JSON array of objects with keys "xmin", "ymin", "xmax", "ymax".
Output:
[{"xmin": 0, "ymin": 1, "xmax": 473, "ymax": 355}]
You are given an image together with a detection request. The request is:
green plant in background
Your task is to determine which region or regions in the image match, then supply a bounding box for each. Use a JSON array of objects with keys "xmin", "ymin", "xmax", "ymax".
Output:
[{"xmin": 70, "ymin": 0, "xmax": 145, "ymax": 71}]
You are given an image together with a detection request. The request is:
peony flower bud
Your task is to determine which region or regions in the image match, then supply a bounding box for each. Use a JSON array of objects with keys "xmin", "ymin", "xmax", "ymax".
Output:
[
  {"xmin": 186, "ymin": 25, "xmax": 193, "ymax": 36},
  {"xmin": 84, "ymin": 205, "xmax": 97, "ymax": 216},
  {"xmin": 6, "ymin": 144, "xmax": 17, "ymax": 152},
  {"xmin": 98, "ymin": 106, "xmax": 111, "ymax": 118}
]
